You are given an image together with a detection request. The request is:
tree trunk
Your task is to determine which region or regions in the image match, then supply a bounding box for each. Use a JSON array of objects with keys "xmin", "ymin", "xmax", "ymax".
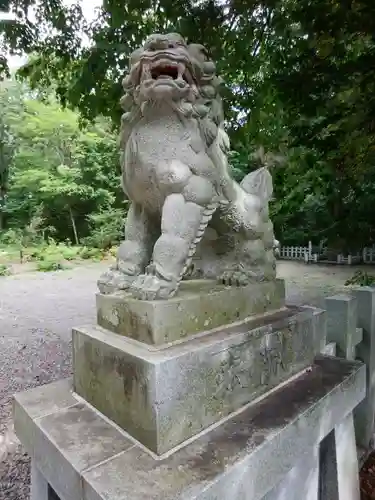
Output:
[{"xmin": 68, "ymin": 206, "xmax": 79, "ymax": 245}]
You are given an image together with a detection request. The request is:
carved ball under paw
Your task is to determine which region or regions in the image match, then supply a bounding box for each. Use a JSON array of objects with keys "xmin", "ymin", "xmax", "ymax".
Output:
[
  {"xmin": 129, "ymin": 274, "xmax": 178, "ymax": 300},
  {"xmin": 219, "ymin": 270, "xmax": 261, "ymax": 287},
  {"xmin": 97, "ymin": 268, "xmax": 136, "ymax": 295}
]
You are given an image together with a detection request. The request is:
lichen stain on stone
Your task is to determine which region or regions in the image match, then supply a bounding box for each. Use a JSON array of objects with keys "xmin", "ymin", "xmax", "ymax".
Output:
[
  {"xmin": 101, "ymin": 304, "xmax": 120, "ymax": 327},
  {"xmin": 112, "ymin": 355, "xmax": 149, "ymax": 409},
  {"xmin": 97, "ymin": 309, "xmax": 114, "ymax": 333},
  {"xmin": 82, "ymin": 340, "xmax": 102, "ymax": 395},
  {"xmin": 126, "ymin": 309, "xmax": 154, "ymax": 343}
]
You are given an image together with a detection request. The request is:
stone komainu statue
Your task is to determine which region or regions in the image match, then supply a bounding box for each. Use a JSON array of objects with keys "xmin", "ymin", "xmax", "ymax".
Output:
[{"xmin": 98, "ymin": 33, "xmax": 277, "ymax": 300}]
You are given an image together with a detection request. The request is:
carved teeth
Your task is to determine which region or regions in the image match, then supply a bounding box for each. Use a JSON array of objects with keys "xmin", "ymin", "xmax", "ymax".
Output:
[
  {"xmin": 150, "ymin": 59, "xmax": 178, "ymax": 70},
  {"xmin": 177, "ymin": 63, "xmax": 185, "ymax": 79},
  {"xmin": 140, "ymin": 57, "xmax": 193, "ymax": 84}
]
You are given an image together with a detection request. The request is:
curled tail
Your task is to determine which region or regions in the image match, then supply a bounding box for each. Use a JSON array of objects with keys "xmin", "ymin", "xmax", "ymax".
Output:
[{"xmin": 240, "ymin": 166, "xmax": 273, "ymax": 207}]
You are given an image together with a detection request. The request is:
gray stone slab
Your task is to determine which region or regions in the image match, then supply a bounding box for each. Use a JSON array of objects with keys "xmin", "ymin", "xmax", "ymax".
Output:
[
  {"xmin": 14, "ymin": 388, "xmax": 134, "ymax": 500},
  {"xmin": 96, "ymin": 278, "xmax": 285, "ymax": 345},
  {"xmin": 73, "ymin": 306, "xmax": 323, "ymax": 455},
  {"xmin": 81, "ymin": 357, "xmax": 364, "ymax": 500},
  {"xmin": 13, "ymin": 378, "xmax": 75, "ymax": 419},
  {"xmin": 14, "ymin": 357, "xmax": 365, "ymax": 500}
]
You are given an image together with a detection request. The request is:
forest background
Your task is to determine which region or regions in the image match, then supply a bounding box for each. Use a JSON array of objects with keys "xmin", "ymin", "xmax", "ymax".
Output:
[{"xmin": 0, "ymin": 0, "xmax": 374, "ymax": 272}]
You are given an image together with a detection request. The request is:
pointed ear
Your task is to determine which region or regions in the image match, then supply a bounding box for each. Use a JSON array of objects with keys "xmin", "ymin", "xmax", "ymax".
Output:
[{"xmin": 240, "ymin": 167, "xmax": 273, "ymax": 203}]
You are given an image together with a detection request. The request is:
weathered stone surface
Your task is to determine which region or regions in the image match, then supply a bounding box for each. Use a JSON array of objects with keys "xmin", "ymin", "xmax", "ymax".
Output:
[
  {"xmin": 14, "ymin": 356, "xmax": 365, "ymax": 500},
  {"xmin": 96, "ymin": 278, "xmax": 285, "ymax": 345},
  {"xmin": 74, "ymin": 305, "xmax": 324, "ymax": 455},
  {"xmin": 13, "ymin": 377, "xmax": 76, "ymax": 419}
]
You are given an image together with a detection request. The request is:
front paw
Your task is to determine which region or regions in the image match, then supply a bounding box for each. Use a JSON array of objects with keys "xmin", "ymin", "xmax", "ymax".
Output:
[
  {"xmin": 130, "ymin": 274, "xmax": 178, "ymax": 300},
  {"xmin": 97, "ymin": 268, "xmax": 136, "ymax": 295}
]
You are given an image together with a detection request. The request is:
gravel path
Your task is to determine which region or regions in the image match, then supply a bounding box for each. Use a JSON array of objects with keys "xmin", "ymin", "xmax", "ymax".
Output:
[{"xmin": 0, "ymin": 260, "xmax": 373, "ymax": 499}]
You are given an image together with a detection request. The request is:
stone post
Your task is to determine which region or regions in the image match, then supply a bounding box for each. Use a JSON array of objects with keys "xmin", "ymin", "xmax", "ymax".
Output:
[
  {"xmin": 325, "ymin": 295, "xmax": 358, "ymax": 360},
  {"xmin": 353, "ymin": 287, "xmax": 375, "ymax": 449}
]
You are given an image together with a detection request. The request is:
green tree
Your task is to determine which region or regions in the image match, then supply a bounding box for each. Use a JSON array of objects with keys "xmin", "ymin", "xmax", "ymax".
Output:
[
  {"xmin": 0, "ymin": 117, "xmax": 16, "ymax": 230},
  {"xmin": 264, "ymin": 0, "xmax": 375, "ymax": 245},
  {"xmin": 2, "ymin": 1, "xmax": 375, "ymax": 249},
  {"xmin": 0, "ymin": 80, "xmax": 123, "ymax": 243}
]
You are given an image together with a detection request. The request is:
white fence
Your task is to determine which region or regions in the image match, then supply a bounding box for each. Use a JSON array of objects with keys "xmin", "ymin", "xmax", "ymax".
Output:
[
  {"xmin": 363, "ymin": 247, "xmax": 375, "ymax": 264},
  {"xmin": 279, "ymin": 246, "xmax": 309, "ymax": 261},
  {"xmin": 279, "ymin": 241, "xmax": 375, "ymax": 265}
]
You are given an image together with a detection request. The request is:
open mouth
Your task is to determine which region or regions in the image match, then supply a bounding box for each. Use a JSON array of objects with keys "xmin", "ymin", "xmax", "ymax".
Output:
[
  {"xmin": 151, "ymin": 65, "xmax": 179, "ymax": 80},
  {"xmin": 142, "ymin": 59, "xmax": 192, "ymax": 84}
]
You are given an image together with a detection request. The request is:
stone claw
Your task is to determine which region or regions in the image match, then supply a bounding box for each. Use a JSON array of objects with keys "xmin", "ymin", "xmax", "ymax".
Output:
[
  {"xmin": 130, "ymin": 273, "xmax": 178, "ymax": 300},
  {"xmin": 97, "ymin": 267, "xmax": 137, "ymax": 295}
]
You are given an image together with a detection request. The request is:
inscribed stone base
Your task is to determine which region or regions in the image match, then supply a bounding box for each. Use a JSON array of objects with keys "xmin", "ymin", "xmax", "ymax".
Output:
[
  {"xmin": 73, "ymin": 306, "xmax": 324, "ymax": 455},
  {"xmin": 13, "ymin": 356, "xmax": 365, "ymax": 500},
  {"xmin": 96, "ymin": 278, "xmax": 285, "ymax": 345}
]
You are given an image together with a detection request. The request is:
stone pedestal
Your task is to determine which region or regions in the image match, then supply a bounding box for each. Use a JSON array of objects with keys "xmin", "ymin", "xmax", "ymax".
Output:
[
  {"xmin": 73, "ymin": 303, "xmax": 324, "ymax": 455},
  {"xmin": 14, "ymin": 356, "xmax": 365, "ymax": 500},
  {"xmin": 96, "ymin": 279, "xmax": 286, "ymax": 345},
  {"xmin": 12, "ymin": 278, "xmax": 366, "ymax": 498}
]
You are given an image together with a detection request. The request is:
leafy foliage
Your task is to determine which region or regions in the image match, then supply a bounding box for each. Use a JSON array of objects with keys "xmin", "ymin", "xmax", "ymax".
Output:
[
  {"xmin": 1, "ymin": 1, "xmax": 375, "ymax": 248},
  {"xmin": 82, "ymin": 207, "xmax": 125, "ymax": 250},
  {"xmin": 0, "ymin": 80, "xmax": 124, "ymax": 245},
  {"xmin": 345, "ymin": 270, "xmax": 375, "ymax": 287},
  {"xmin": 0, "ymin": 263, "xmax": 11, "ymax": 276}
]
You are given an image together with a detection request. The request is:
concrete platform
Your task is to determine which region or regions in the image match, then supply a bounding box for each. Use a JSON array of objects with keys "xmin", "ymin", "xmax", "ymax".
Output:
[
  {"xmin": 73, "ymin": 305, "xmax": 324, "ymax": 454},
  {"xmin": 96, "ymin": 278, "xmax": 285, "ymax": 345},
  {"xmin": 14, "ymin": 355, "xmax": 365, "ymax": 500}
]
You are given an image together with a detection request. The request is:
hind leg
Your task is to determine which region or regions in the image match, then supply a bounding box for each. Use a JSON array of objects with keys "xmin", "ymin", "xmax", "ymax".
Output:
[{"xmin": 220, "ymin": 238, "xmax": 276, "ymax": 285}]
